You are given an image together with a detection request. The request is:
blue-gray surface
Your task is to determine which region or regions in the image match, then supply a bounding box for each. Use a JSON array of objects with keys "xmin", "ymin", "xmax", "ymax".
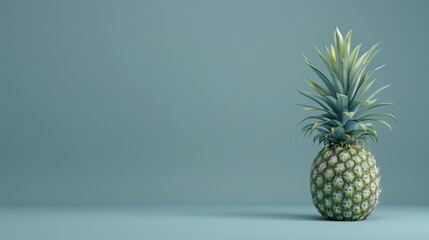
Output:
[
  {"xmin": 1, "ymin": 0, "xmax": 429, "ymax": 205},
  {"xmin": 1, "ymin": 205, "xmax": 428, "ymax": 240}
]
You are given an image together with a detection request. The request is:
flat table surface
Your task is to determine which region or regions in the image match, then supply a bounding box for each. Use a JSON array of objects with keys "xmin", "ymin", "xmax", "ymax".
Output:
[{"xmin": 1, "ymin": 205, "xmax": 428, "ymax": 240}]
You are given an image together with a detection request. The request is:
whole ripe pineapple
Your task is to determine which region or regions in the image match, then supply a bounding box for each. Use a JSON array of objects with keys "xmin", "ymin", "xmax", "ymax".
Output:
[{"xmin": 299, "ymin": 28, "xmax": 396, "ymax": 221}]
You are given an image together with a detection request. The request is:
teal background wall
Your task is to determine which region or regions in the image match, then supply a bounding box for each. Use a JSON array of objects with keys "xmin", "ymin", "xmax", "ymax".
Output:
[{"xmin": 1, "ymin": 0, "xmax": 428, "ymax": 204}]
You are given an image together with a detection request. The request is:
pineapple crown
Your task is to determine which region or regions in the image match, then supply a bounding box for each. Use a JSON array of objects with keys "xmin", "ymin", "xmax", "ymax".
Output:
[{"xmin": 299, "ymin": 28, "xmax": 396, "ymax": 146}]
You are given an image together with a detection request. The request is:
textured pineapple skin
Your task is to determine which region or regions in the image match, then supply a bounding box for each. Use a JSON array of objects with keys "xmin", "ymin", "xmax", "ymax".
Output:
[{"xmin": 310, "ymin": 144, "xmax": 380, "ymax": 221}]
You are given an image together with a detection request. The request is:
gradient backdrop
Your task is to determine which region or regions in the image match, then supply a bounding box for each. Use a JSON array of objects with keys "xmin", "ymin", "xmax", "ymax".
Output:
[{"xmin": 1, "ymin": 0, "xmax": 428, "ymax": 205}]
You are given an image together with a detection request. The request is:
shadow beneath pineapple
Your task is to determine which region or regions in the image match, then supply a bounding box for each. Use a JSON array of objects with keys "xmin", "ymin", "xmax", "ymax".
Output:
[
  {"xmin": 211, "ymin": 212, "xmax": 325, "ymax": 221},
  {"xmin": 220, "ymin": 212, "xmax": 382, "ymax": 222}
]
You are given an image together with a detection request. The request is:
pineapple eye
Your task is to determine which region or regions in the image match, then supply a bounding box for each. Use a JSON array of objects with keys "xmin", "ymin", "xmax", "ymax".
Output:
[{"xmin": 318, "ymin": 162, "xmax": 327, "ymax": 173}]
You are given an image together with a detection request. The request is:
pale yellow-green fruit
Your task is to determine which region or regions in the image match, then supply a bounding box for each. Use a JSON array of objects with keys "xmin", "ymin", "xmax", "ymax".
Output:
[{"xmin": 310, "ymin": 144, "xmax": 380, "ymax": 221}]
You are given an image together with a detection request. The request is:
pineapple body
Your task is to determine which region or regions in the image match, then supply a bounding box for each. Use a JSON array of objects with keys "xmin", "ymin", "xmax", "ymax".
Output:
[{"xmin": 310, "ymin": 144, "xmax": 380, "ymax": 221}]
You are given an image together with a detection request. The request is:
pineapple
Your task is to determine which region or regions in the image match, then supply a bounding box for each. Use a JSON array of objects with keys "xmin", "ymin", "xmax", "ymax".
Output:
[{"xmin": 299, "ymin": 28, "xmax": 396, "ymax": 221}]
